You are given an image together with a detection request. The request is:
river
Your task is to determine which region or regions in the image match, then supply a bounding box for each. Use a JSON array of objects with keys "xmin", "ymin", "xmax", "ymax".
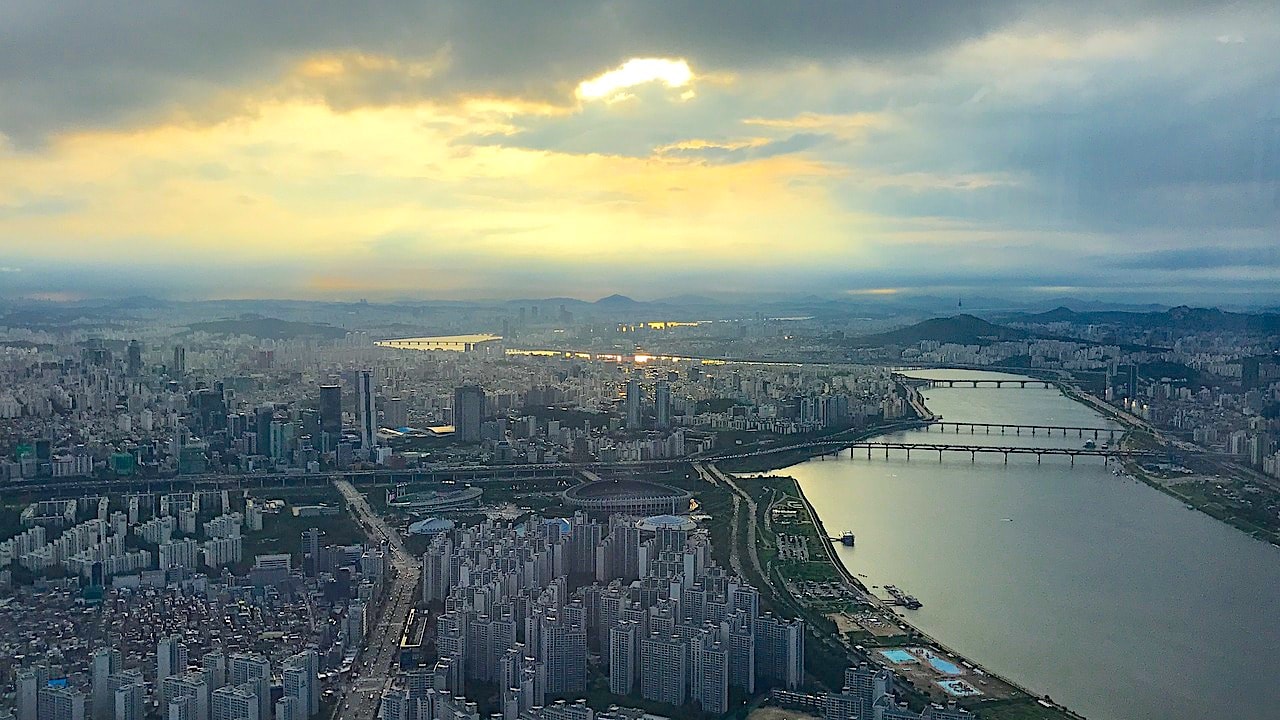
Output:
[{"xmin": 785, "ymin": 369, "xmax": 1280, "ymax": 720}]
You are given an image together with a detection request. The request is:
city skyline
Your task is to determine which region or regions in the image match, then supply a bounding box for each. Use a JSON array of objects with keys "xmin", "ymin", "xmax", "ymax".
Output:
[{"xmin": 2, "ymin": 2, "xmax": 1278, "ymax": 303}]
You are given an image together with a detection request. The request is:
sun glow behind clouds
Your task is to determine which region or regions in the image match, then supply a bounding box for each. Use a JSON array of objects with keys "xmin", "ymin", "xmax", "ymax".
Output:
[{"xmin": 576, "ymin": 58, "xmax": 694, "ymax": 102}]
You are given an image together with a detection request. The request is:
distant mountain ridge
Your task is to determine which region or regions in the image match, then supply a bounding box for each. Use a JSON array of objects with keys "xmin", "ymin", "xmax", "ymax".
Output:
[
  {"xmin": 186, "ymin": 314, "xmax": 348, "ymax": 339},
  {"xmin": 1012, "ymin": 305, "xmax": 1280, "ymax": 334},
  {"xmin": 851, "ymin": 314, "xmax": 1030, "ymax": 346}
]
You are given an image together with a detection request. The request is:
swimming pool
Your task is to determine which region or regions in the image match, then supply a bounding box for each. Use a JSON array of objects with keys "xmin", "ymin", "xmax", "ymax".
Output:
[
  {"xmin": 879, "ymin": 649, "xmax": 917, "ymax": 664},
  {"xmin": 937, "ymin": 679, "xmax": 982, "ymax": 697},
  {"xmin": 927, "ymin": 655, "xmax": 964, "ymax": 675}
]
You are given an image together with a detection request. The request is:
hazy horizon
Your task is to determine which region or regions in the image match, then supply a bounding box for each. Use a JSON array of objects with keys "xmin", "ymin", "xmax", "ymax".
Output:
[{"xmin": 2, "ymin": 2, "xmax": 1278, "ymax": 303}]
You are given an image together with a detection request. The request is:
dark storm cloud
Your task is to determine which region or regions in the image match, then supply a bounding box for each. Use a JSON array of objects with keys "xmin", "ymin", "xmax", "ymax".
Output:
[{"xmin": 0, "ymin": 0, "xmax": 1255, "ymax": 145}]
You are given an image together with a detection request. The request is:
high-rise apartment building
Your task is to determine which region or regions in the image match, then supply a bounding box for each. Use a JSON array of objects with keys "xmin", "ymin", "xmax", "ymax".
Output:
[
  {"xmin": 608, "ymin": 621, "xmax": 637, "ymax": 696},
  {"xmin": 640, "ymin": 633, "xmax": 687, "ymax": 706},
  {"xmin": 157, "ymin": 636, "xmax": 188, "ymax": 683},
  {"xmin": 91, "ymin": 649, "xmax": 121, "ymax": 720},
  {"xmin": 112, "ymin": 683, "xmax": 143, "ymax": 720},
  {"xmin": 211, "ymin": 685, "xmax": 258, "ymax": 720},
  {"xmin": 227, "ymin": 655, "xmax": 270, "ymax": 720},
  {"xmin": 282, "ymin": 650, "xmax": 319, "ymax": 719},
  {"xmin": 162, "ymin": 673, "xmax": 210, "ymax": 720},
  {"xmin": 38, "ymin": 686, "xmax": 86, "ymax": 720}
]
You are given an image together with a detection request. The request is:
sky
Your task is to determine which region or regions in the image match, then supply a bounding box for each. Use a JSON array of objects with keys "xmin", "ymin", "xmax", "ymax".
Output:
[{"xmin": 1, "ymin": 1, "xmax": 1278, "ymax": 304}]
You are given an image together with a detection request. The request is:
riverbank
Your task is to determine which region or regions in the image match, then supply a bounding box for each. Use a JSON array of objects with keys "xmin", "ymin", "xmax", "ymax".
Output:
[
  {"xmin": 767, "ymin": 370, "xmax": 1280, "ymax": 720},
  {"xmin": 734, "ymin": 467, "xmax": 1081, "ymax": 719},
  {"xmin": 743, "ymin": 373, "xmax": 1124, "ymax": 719}
]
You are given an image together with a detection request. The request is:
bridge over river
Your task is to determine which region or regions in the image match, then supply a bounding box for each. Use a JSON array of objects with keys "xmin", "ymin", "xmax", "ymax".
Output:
[
  {"xmin": 924, "ymin": 420, "xmax": 1121, "ymax": 439},
  {"xmin": 846, "ymin": 441, "xmax": 1160, "ymax": 465}
]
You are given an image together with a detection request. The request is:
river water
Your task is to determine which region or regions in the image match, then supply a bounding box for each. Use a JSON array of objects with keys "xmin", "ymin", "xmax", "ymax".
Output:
[{"xmin": 786, "ymin": 369, "xmax": 1280, "ymax": 720}]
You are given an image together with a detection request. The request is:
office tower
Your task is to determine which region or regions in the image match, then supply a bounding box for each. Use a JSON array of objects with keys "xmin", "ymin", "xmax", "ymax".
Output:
[
  {"xmin": 112, "ymin": 683, "xmax": 143, "ymax": 720},
  {"xmin": 625, "ymin": 378, "xmax": 642, "ymax": 430},
  {"xmin": 318, "ymin": 384, "xmax": 342, "ymax": 449},
  {"xmin": 211, "ymin": 685, "xmax": 258, "ymax": 720},
  {"xmin": 608, "ymin": 622, "xmax": 637, "ymax": 696},
  {"xmin": 347, "ymin": 601, "xmax": 367, "ymax": 642},
  {"xmin": 383, "ymin": 397, "xmax": 407, "ymax": 429},
  {"xmin": 301, "ymin": 528, "xmax": 323, "ymax": 577},
  {"xmin": 158, "ymin": 635, "xmax": 188, "ymax": 683},
  {"xmin": 92, "ymin": 649, "xmax": 122, "ymax": 720},
  {"xmin": 453, "ymin": 385, "xmax": 484, "ymax": 443},
  {"xmin": 126, "ymin": 341, "xmax": 142, "ymax": 377},
  {"xmin": 228, "ymin": 655, "xmax": 270, "ymax": 720},
  {"xmin": 252, "ymin": 406, "xmax": 272, "ymax": 458},
  {"xmin": 39, "ymin": 687, "xmax": 86, "ymax": 720},
  {"xmin": 640, "ymin": 633, "xmax": 687, "ymax": 706},
  {"xmin": 162, "ymin": 673, "xmax": 210, "ymax": 720},
  {"xmin": 269, "ymin": 420, "xmax": 289, "ymax": 461},
  {"xmin": 172, "ymin": 346, "xmax": 186, "ymax": 375},
  {"xmin": 655, "ymin": 380, "xmax": 671, "ymax": 429},
  {"xmin": 357, "ymin": 370, "xmax": 375, "ymax": 451},
  {"xmin": 282, "ymin": 650, "xmax": 319, "ymax": 718}
]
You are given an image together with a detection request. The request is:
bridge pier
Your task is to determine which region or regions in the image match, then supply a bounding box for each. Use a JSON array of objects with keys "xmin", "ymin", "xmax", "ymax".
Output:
[
  {"xmin": 905, "ymin": 448, "xmax": 911, "ymax": 461},
  {"xmin": 970, "ymin": 451, "xmax": 976, "ymax": 463},
  {"xmin": 1037, "ymin": 454, "xmax": 1041, "ymax": 465},
  {"xmin": 1003, "ymin": 452, "xmax": 1008, "ymax": 464},
  {"xmin": 1070, "ymin": 454, "xmax": 1075, "ymax": 467},
  {"xmin": 938, "ymin": 448, "xmax": 943, "ymax": 462}
]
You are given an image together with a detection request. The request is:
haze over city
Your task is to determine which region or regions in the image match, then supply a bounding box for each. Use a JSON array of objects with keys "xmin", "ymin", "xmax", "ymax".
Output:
[
  {"xmin": 3, "ymin": 5, "xmax": 1280, "ymax": 720},
  {"xmin": 2, "ymin": 1, "xmax": 1278, "ymax": 303}
]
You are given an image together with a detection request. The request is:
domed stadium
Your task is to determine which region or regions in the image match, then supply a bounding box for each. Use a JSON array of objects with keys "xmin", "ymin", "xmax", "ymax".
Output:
[
  {"xmin": 636, "ymin": 514, "xmax": 697, "ymax": 532},
  {"xmin": 562, "ymin": 479, "xmax": 692, "ymax": 515},
  {"xmin": 407, "ymin": 517, "xmax": 456, "ymax": 535},
  {"xmin": 388, "ymin": 485, "xmax": 482, "ymax": 512}
]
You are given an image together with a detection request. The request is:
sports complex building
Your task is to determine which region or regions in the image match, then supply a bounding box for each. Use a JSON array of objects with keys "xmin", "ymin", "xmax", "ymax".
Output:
[
  {"xmin": 387, "ymin": 485, "xmax": 483, "ymax": 512},
  {"xmin": 562, "ymin": 478, "xmax": 692, "ymax": 515}
]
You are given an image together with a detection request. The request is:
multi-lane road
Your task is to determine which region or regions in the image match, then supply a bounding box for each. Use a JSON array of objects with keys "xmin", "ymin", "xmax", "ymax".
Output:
[{"xmin": 334, "ymin": 479, "xmax": 421, "ymax": 720}]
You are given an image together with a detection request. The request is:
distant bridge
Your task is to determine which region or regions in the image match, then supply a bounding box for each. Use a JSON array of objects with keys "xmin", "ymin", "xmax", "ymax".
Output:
[
  {"xmin": 925, "ymin": 421, "xmax": 1121, "ymax": 439},
  {"xmin": 911, "ymin": 377, "xmax": 1055, "ymax": 389},
  {"xmin": 845, "ymin": 442, "xmax": 1159, "ymax": 465}
]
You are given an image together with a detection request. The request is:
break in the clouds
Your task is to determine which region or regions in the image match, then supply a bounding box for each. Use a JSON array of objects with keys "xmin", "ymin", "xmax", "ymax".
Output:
[{"xmin": 0, "ymin": 1, "xmax": 1277, "ymax": 302}]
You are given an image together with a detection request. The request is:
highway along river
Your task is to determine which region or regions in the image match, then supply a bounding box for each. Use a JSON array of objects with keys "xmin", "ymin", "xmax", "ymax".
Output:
[{"xmin": 785, "ymin": 369, "xmax": 1280, "ymax": 720}]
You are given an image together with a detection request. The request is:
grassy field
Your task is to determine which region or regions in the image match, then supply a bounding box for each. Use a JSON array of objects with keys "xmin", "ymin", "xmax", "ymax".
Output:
[{"xmin": 239, "ymin": 485, "xmax": 367, "ymax": 570}]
